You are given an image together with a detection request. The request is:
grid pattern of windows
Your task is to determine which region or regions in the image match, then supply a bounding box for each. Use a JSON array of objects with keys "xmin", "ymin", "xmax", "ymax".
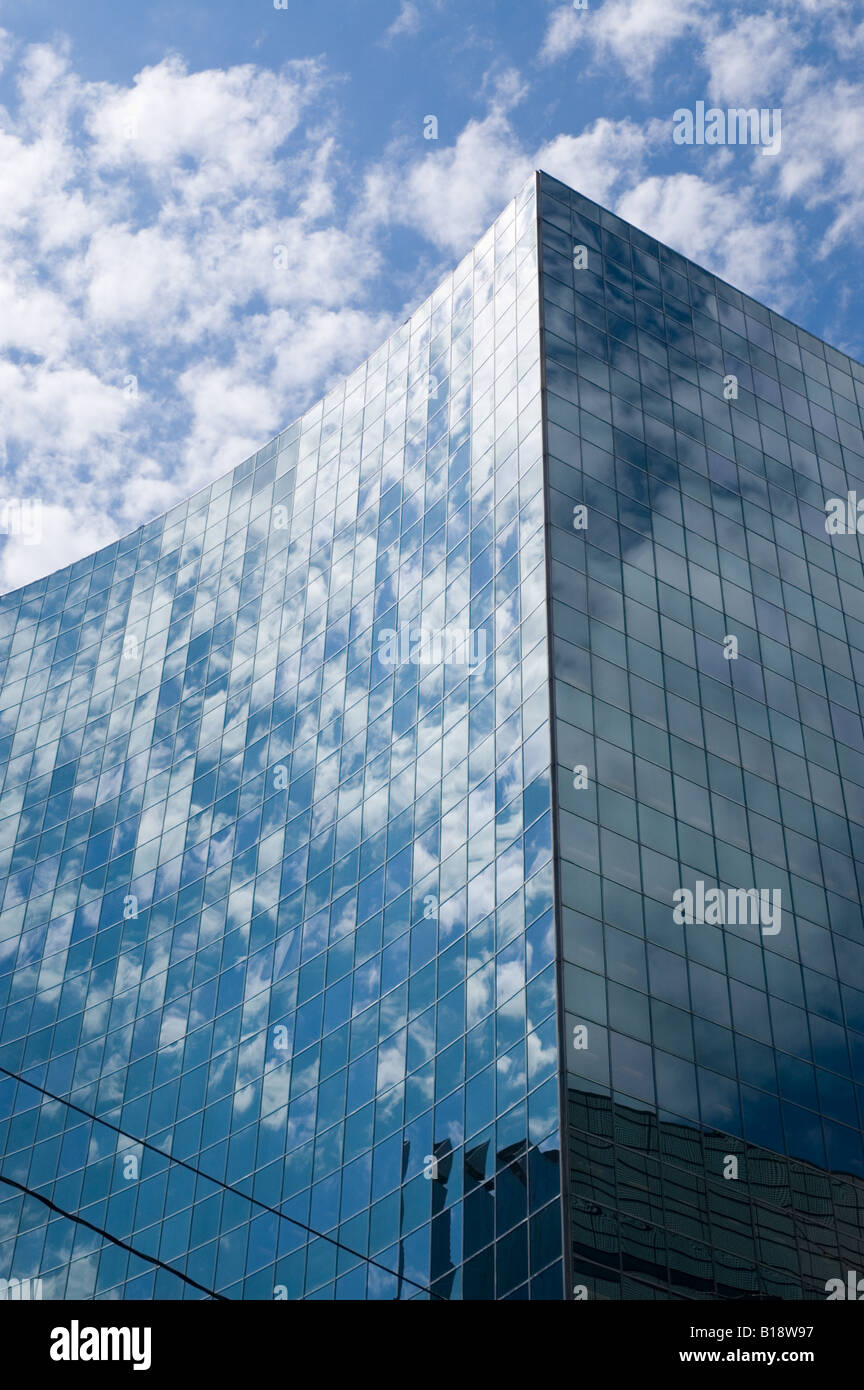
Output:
[
  {"xmin": 0, "ymin": 177, "xmax": 565, "ymax": 1301},
  {"xmin": 4, "ymin": 165, "xmax": 862, "ymax": 1304},
  {"xmin": 539, "ymin": 170, "xmax": 864, "ymax": 1299}
]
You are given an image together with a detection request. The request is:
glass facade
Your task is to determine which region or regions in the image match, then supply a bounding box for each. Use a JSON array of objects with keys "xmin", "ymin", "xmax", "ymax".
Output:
[
  {"xmin": 539, "ymin": 170, "xmax": 864, "ymax": 1300},
  {"xmin": 0, "ymin": 169, "xmax": 862, "ymax": 1302},
  {"xmin": 0, "ymin": 176, "xmax": 564, "ymax": 1302}
]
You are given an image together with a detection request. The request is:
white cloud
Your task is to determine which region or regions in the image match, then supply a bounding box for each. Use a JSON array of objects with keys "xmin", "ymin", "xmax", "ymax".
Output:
[
  {"xmin": 537, "ymin": 118, "xmax": 658, "ymax": 209},
  {"xmin": 382, "ymin": 1, "xmax": 422, "ymax": 42},
  {"xmin": 0, "ymin": 43, "xmax": 391, "ymax": 591},
  {"xmin": 778, "ymin": 0, "xmax": 852, "ymax": 11},
  {"xmin": 87, "ymin": 56, "xmax": 324, "ymax": 199},
  {"xmin": 0, "ymin": 502, "xmax": 116, "ymax": 592},
  {"xmin": 0, "ymin": 14, "xmax": 859, "ymax": 594},
  {"xmin": 364, "ymin": 108, "xmax": 530, "ymax": 254},
  {"xmin": 366, "ymin": 102, "xmax": 651, "ymax": 255},
  {"xmin": 0, "ymin": 270, "xmax": 73, "ymax": 357},
  {"xmin": 773, "ymin": 76, "xmax": 864, "ymax": 255},
  {"xmin": 703, "ymin": 13, "xmax": 801, "ymax": 104},
  {"xmin": 541, "ymin": 0, "xmax": 707, "ymax": 78},
  {"xmin": 158, "ymin": 1010, "xmax": 189, "ymax": 1048},
  {"xmin": 617, "ymin": 173, "xmax": 797, "ymax": 301},
  {"xmin": 174, "ymin": 303, "xmax": 394, "ymax": 491},
  {"xmin": 380, "ymin": 0, "xmax": 447, "ymax": 44},
  {"xmin": 0, "ymin": 360, "xmax": 131, "ymax": 454},
  {"xmin": 0, "ymin": 27, "xmax": 14, "ymax": 75},
  {"xmin": 376, "ymin": 1039, "xmax": 406, "ymax": 1091},
  {"xmin": 539, "ymin": 7, "xmax": 586, "ymax": 65},
  {"xmin": 694, "ymin": 11, "xmax": 864, "ymax": 262}
]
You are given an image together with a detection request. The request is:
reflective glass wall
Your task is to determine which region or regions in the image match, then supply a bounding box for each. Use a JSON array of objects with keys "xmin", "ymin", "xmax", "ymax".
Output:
[
  {"xmin": 6, "ymin": 164, "xmax": 861, "ymax": 1305},
  {"xmin": 539, "ymin": 170, "xmax": 864, "ymax": 1300},
  {"xmin": 0, "ymin": 176, "xmax": 565, "ymax": 1301}
]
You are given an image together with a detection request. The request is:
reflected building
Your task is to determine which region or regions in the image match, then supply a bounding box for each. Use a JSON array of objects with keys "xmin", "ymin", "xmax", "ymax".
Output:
[{"xmin": 0, "ymin": 172, "xmax": 862, "ymax": 1300}]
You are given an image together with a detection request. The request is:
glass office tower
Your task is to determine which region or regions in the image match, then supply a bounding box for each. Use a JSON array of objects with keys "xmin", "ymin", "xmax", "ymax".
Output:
[{"xmin": 0, "ymin": 171, "xmax": 862, "ymax": 1301}]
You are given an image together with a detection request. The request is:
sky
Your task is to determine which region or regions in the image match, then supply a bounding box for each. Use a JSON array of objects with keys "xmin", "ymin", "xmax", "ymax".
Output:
[{"xmin": 0, "ymin": 0, "xmax": 862, "ymax": 590}]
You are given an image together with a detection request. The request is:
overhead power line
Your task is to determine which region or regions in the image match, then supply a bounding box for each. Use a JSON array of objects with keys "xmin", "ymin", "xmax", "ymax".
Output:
[
  {"xmin": 0, "ymin": 1172, "xmax": 228, "ymax": 1301},
  {"xmin": 0, "ymin": 1064, "xmax": 442, "ymax": 1301}
]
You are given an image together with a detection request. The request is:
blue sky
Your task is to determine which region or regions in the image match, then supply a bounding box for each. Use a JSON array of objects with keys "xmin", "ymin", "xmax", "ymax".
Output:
[{"xmin": 0, "ymin": 0, "xmax": 862, "ymax": 588}]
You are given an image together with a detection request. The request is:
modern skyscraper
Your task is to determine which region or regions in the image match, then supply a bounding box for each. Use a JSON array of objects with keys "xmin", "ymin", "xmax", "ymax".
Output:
[{"xmin": 0, "ymin": 171, "xmax": 862, "ymax": 1302}]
